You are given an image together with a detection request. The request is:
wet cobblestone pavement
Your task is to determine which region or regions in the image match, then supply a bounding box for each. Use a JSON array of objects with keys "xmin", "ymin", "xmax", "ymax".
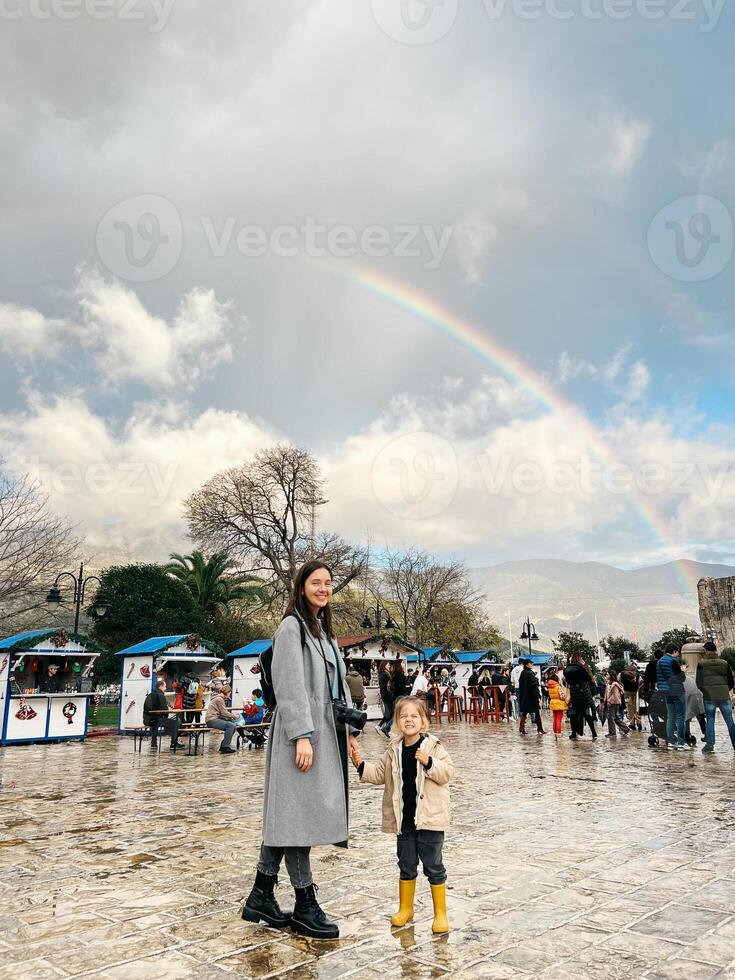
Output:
[{"xmin": 1, "ymin": 719, "xmax": 735, "ymax": 979}]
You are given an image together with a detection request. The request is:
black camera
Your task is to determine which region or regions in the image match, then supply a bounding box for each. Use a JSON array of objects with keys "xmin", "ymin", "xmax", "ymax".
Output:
[{"xmin": 332, "ymin": 699, "xmax": 367, "ymax": 731}]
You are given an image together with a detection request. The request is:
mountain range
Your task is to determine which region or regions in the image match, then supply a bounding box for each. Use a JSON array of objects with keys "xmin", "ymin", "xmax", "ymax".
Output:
[{"xmin": 468, "ymin": 559, "xmax": 735, "ymax": 648}]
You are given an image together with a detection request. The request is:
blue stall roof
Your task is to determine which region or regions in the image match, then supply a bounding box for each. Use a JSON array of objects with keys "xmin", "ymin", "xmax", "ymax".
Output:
[
  {"xmin": 0, "ymin": 629, "xmax": 55, "ymax": 650},
  {"xmin": 0, "ymin": 629, "xmax": 105, "ymax": 654},
  {"xmin": 116, "ymin": 635, "xmax": 224, "ymax": 657},
  {"xmin": 453, "ymin": 650, "xmax": 494, "ymax": 664},
  {"xmin": 513, "ymin": 653, "xmax": 554, "ymax": 666},
  {"xmin": 422, "ymin": 647, "xmax": 444, "ymax": 660},
  {"xmin": 229, "ymin": 640, "xmax": 272, "ymax": 658}
]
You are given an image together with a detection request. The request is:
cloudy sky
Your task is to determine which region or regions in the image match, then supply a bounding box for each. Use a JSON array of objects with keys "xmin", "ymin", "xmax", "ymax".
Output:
[{"xmin": 1, "ymin": 0, "xmax": 733, "ymax": 577}]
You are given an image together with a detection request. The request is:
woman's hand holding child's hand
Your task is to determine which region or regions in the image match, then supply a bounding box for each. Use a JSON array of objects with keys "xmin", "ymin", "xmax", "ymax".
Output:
[{"xmin": 349, "ymin": 742, "xmax": 362, "ymax": 769}]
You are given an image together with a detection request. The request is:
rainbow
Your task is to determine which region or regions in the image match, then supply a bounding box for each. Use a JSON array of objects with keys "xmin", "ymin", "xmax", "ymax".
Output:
[{"xmin": 337, "ymin": 263, "xmax": 700, "ymax": 598}]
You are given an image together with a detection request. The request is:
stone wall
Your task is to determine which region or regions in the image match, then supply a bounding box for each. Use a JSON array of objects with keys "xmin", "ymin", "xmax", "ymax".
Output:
[{"xmin": 698, "ymin": 576, "xmax": 735, "ymax": 649}]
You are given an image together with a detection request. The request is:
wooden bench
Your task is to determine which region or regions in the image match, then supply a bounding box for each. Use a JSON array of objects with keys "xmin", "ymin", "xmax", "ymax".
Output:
[
  {"xmin": 176, "ymin": 725, "xmax": 212, "ymax": 756},
  {"xmin": 130, "ymin": 726, "xmax": 162, "ymax": 753}
]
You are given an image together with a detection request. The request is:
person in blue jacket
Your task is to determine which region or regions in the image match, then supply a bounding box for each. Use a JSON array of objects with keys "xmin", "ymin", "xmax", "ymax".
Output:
[{"xmin": 656, "ymin": 644, "xmax": 688, "ymax": 750}]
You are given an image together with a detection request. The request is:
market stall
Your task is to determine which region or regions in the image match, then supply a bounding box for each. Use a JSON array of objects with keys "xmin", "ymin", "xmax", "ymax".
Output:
[
  {"xmin": 338, "ymin": 633, "xmax": 422, "ymax": 721},
  {"xmin": 116, "ymin": 634, "xmax": 225, "ymax": 733},
  {"xmin": 0, "ymin": 628, "xmax": 103, "ymax": 746},
  {"xmin": 228, "ymin": 640, "xmax": 271, "ymax": 707}
]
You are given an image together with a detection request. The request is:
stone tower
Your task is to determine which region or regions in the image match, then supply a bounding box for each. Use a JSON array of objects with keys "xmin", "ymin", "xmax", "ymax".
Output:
[{"xmin": 698, "ymin": 576, "xmax": 735, "ymax": 649}]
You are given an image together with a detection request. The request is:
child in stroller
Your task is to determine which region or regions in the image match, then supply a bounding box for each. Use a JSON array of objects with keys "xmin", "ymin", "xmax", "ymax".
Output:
[{"xmin": 235, "ymin": 689, "xmax": 270, "ymax": 750}]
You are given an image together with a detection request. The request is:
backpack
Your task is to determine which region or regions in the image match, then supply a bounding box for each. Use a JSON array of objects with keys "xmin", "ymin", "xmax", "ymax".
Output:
[
  {"xmin": 186, "ymin": 678, "xmax": 200, "ymax": 697},
  {"xmin": 260, "ymin": 615, "xmax": 307, "ymax": 710}
]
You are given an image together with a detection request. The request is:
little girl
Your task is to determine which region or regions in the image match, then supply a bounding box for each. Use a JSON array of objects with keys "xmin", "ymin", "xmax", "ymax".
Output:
[
  {"xmin": 350, "ymin": 695, "xmax": 453, "ymax": 934},
  {"xmin": 603, "ymin": 669, "xmax": 631, "ymax": 737},
  {"xmin": 546, "ymin": 670, "xmax": 568, "ymax": 735}
]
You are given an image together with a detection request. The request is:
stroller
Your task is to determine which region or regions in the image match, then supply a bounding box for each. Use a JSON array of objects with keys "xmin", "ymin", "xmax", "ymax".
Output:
[
  {"xmin": 236, "ymin": 707, "xmax": 271, "ymax": 751},
  {"xmin": 643, "ymin": 690, "xmax": 696, "ymax": 747}
]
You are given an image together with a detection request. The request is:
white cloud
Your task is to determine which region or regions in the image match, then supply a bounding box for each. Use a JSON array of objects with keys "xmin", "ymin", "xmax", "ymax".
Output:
[
  {"xmin": 0, "ymin": 303, "xmax": 68, "ymax": 361},
  {"xmin": 624, "ymin": 360, "xmax": 650, "ymax": 402},
  {"xmin": 0, "ymin": 271, "xmax": 244, "ymax": 390},
  {"xmin": 607, "ymin": 117, "xmax": 650, "ymax": 179},
  {"xmin": 455, "ymin": 211, "xmax": 499, "ymax": 287},
  {"xmin": 0, "ymin": 394, "xmax": 278, "ymax": 564},
  {"xmin": 556, "ymin": 344, "xmax": 637, "ymax": 389},
  {"xmin": 75, "ymin": 271, "xmax": 242, "ymax": 388},
  {"xmin": 0, "ymin": 375, "xmax": 732, "ymax": 568}
]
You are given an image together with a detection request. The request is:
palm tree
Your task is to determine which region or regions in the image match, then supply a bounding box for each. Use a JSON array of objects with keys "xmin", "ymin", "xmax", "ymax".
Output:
[{"xmin": 166, "ymin": 551, "xmax": 267, "ymax": 621}]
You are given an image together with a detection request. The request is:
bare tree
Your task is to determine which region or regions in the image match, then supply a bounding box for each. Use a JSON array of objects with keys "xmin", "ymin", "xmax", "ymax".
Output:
[
  {"xmin": 0, "ymin": 466, "xmax": 81, "ymax": 632},
  {"xmin": 383, "ymin": 547, "xmax": 488, "ymax": 647},
  {"xmin": 184, "ymin": 445, "xmax": 366, "ymax": 601}
]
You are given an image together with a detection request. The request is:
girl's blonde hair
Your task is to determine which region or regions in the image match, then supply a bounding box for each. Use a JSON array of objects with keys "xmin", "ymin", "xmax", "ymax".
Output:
[{"xmin": 393, "ymin": 695, "xmax": 430, "ymax": 732}]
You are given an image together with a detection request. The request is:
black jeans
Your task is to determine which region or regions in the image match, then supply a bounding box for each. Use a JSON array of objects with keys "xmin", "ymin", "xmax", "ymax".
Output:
[
  {"xmin": 380, "ymin": 698, "xmax": 394, "ymax": 732},
  {"xmin": 397, "ymin": 829, "xmax": 446, "ymax": 885}
]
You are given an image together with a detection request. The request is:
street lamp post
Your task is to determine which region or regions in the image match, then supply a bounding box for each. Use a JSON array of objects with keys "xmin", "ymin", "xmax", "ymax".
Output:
[
  {"xmin": 519, "ymin": 616, "xmax": 539, "ymax": 660},
  {"xmin": 361, "ymin": 602, "xmax": 397, "ymax": 634},
  {"xmin": 46, "ymin": 561, "xmax": 109, "ymax": 632}
]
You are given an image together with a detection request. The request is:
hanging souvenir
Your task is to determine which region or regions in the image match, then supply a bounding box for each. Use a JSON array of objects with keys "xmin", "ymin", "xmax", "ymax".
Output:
[
  {"xmin": 51, "ymin": 628, "xmax": 69, "ymax": 648},
  {"xmin": 139, "ymin": 665, "xmax": 151, "ymax": 678},
  {"xmin": 186, "ymin": 634, "xmax": 201, "ymax": 652},
  {"xmin": 126, "ymin": 662, "xmax": 136, "ymax": 679}
]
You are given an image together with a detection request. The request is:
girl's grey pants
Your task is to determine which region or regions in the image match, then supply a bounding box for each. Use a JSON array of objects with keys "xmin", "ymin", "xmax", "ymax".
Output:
[{"xmin": 258, "ymin": 843, "xmax": 312, "ymax": 889}]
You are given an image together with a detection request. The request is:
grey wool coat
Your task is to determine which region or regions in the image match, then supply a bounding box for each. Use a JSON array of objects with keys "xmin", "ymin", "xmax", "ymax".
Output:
[{"xmin": 261, "ymin": 613, "xmax": 353, "ymax": 848}]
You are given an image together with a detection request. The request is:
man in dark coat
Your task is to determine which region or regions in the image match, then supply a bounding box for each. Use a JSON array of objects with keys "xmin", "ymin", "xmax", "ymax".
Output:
[
  {"xmin": 376, "ymin": 662, "xmax": 394, "ymax": 737},
  {"xmin": 143, "ymin": 678, "xmax": 183, "ymax": 750},
  {"xmin": 696, "ymin": 641, "xmax": 735, "ymax": 753},
  {"xmin": 518, "ymin": 660, "xmax": 546, "ymax": 735}
]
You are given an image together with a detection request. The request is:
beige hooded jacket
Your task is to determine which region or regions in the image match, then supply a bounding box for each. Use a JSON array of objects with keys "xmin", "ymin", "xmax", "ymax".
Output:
[{"xmin": 360, "ymin": 732, "xmax": 452, "ymax": 833}]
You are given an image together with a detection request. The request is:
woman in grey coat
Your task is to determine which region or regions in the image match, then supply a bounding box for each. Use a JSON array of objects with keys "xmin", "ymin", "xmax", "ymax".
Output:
[{"xmin": 243, "ymin": 559, "xmax": 360, "ymax": 939}]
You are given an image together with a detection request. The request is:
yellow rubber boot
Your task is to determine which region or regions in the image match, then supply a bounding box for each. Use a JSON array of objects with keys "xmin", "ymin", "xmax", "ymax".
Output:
[
  {"xmin": 430, "ymin": 883, "xmax": 449, "ymax": 934},
  {"xmin": 390, "ymin": 879, "xmax": 416, "ymax": 927}
]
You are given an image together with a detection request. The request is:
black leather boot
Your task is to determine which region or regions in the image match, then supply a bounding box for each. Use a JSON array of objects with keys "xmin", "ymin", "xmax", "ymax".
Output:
[
  {"xmin": 291, "ymin": 883, "xmax": 339, "ymax": 939},
  {"xmin": 242, "ymin": 871, "xmax": 292, "ymax": 929}
]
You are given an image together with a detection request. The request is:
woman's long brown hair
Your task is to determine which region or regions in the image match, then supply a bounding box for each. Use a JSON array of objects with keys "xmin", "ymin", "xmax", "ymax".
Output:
[
  {"xmin": 569, "ymin": 652, "xmax": 594, "ymax": 681},
  {"xmin": 283, "ymin": 559, "xmax": 335, "ymax": 639}
]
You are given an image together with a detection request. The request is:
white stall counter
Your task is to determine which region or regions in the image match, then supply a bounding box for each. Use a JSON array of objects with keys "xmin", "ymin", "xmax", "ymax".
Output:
[{"xmin": 3, "ymin": 693, "xmax": 93, "ymax": 743}]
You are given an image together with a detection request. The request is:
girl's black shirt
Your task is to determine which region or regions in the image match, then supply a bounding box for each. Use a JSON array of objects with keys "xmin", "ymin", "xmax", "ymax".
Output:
[{"xmin": 401, "ymin": 739, "xmax": 421, "ymax": 832}]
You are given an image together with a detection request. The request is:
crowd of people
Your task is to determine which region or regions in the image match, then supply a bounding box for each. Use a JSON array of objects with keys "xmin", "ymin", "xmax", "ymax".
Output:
[
  {"xmin": 142, "ymin": 667, "xmax": 267, "ymax": 754},
  {"xmin": 349, "ymin": 642, "xmax": 735, "ymax": 755},
  {"xmin": 480, "ymin": 642, "xmax": 735, "ymax": 753}
]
